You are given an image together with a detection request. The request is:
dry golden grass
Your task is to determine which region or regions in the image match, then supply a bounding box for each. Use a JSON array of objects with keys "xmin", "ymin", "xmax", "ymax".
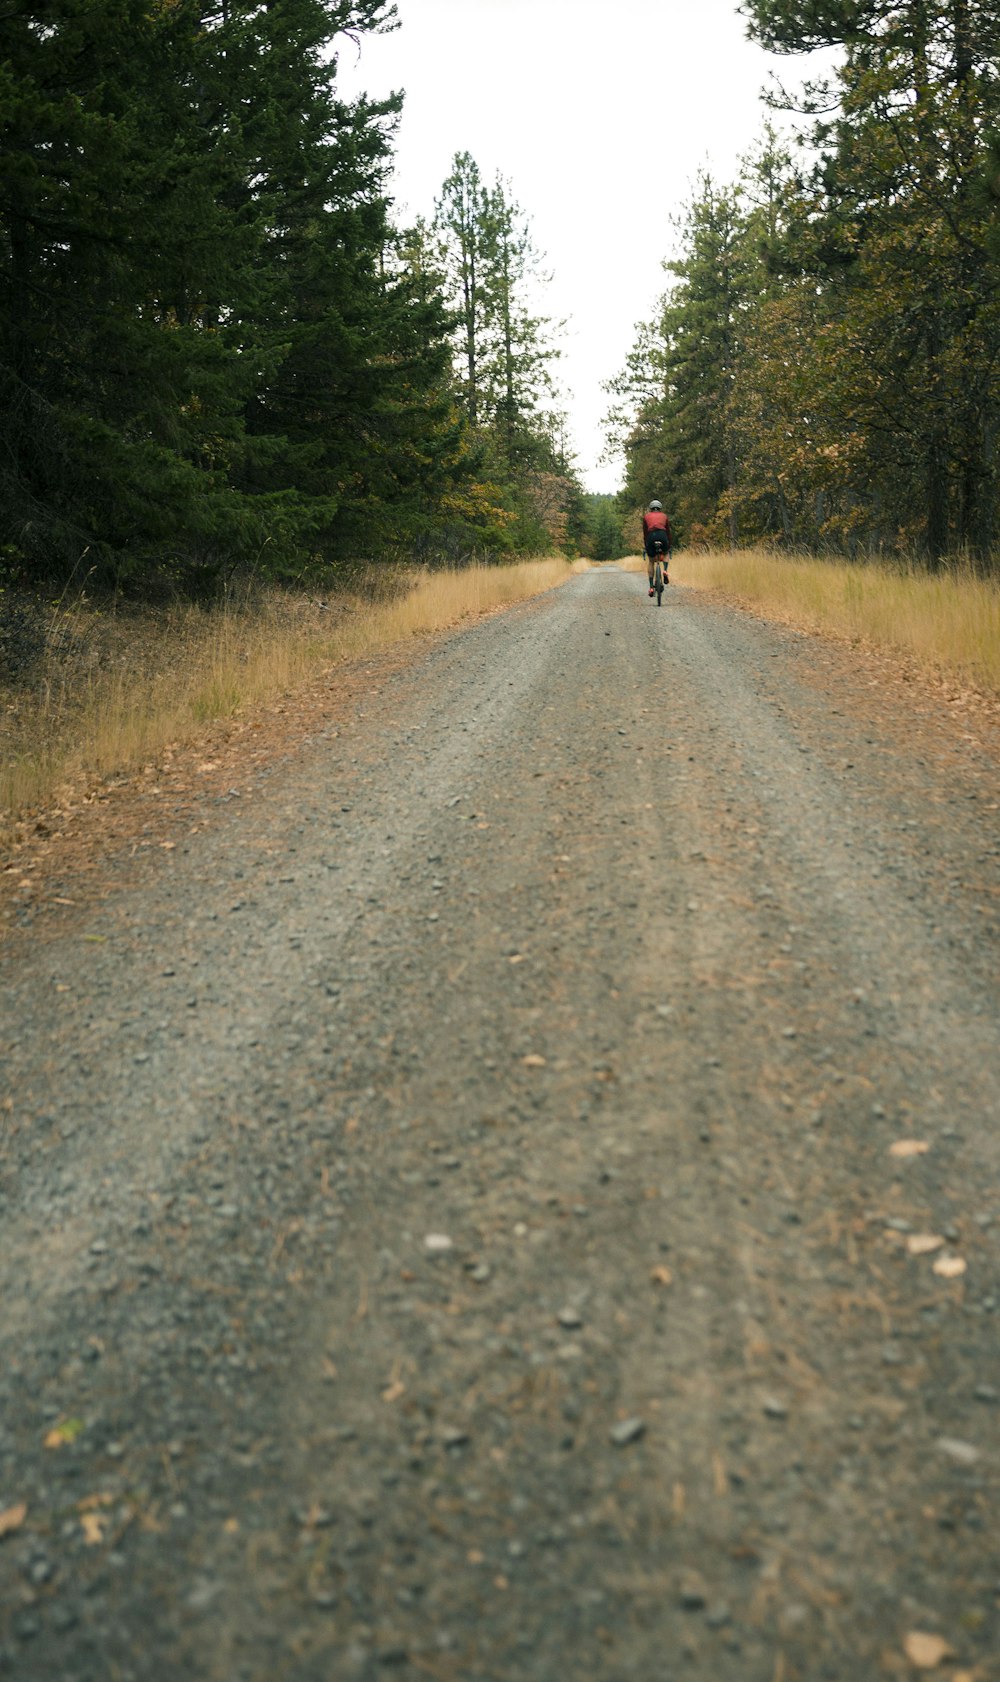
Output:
[
  {"xmin": 617, "ymin": 548, "xmax": 1000, "ymax": 696},
  {"xmin": 1, "ymin": 557, "xmax": 576, "ymax": 829}
]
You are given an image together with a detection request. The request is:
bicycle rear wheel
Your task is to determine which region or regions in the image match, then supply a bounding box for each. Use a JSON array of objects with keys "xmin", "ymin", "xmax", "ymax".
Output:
[{"xmin": 654, "ymin": 559, "xmax": 664, "ymax": 605}]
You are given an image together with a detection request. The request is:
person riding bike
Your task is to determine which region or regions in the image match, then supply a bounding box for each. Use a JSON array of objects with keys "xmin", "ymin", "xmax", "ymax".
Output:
[{"xmin": 642, "ymin": 501, "xmax": 672, "ymax": 596}]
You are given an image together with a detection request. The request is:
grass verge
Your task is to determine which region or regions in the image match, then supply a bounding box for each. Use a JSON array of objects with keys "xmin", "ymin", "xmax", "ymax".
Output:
[
  {"xmin": 618, "ymin": 548, "xmax": 1000, "ymax": 698},
  {"xmin": 2, "ymin": 557, "xmax": 578, "ymax": 833}
]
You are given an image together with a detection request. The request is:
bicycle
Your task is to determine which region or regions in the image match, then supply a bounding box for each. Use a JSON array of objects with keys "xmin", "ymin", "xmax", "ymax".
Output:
[{"xmin": 649, "ymin": 543, "xmax": 670, "ymax": 606}]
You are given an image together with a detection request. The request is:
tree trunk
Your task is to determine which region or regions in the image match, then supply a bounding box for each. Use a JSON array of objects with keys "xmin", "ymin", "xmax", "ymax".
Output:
[
  {"xmin": 776, "ymin": 479, "xmax": 792, "ymax": 544},
  {"xmin": 924, "ymin": 305, "xmax": 949, "ymax": 566},
  {"xmin": 926, "ymin": 433, "xmax": 949, "ymax": 565},
  {"xmin": 951, "ymin": 0, "xmax": 973, "ymax": 88},
  {"xmin": 967, "ymin": 415, "xmax": 996, "ymax": 562},
  {"xmin": 463, "ymin": 239, "xmax": 477, "ymax": 428},
  {"xmin": 908, "ymin": 0, "xmax": 928, "ymax": 94},
  {"xmin": 501, "ymin": 229, "xmax": 515, "ymax": 466}
]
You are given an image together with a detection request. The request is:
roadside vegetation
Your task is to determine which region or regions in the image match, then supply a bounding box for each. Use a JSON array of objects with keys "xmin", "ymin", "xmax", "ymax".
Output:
[
  {"xmin": 1, "ymin": 4, "xmax": 621, "ymax": 845},
  {"xmin": 0, "ymin": 559, "xmax": 577, "ymax": 836},
  {"xmin": 607, "ymin": 4, "xmax": 1000, "ymax": 570},
  {"xmin": 1, "ymin": 6, "xmax": 590, "ymax": 604},
  {"xmin": 619, "ymin": 549, "xmax": 1000, "ymax": 697}
]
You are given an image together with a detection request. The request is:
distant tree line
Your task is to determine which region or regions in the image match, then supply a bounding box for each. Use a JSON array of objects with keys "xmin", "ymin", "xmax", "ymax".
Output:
[
  {"xmin": 607, "ymin": 0, "xmax": 1000, "ymax": 566},
  {"xmin": 580, "ymin": 494, "xmax": 623, "ymax": 561},
  {"xmin": 0, "ymin": 1, "xmax": 582, "ymax": 596}
]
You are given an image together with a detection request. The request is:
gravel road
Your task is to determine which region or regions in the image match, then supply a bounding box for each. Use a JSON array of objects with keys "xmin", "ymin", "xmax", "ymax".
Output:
[{"xmin": 2, "ymin": 565, "xmax": 999, "ymax": 1682}]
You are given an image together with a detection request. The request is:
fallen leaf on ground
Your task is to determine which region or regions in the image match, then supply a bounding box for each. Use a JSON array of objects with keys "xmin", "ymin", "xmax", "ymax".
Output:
[
  {"xmin": 906, "ymin": 1233, "xmax": 945, "ymax": 1256},
  {"xmin": 650, "ymin": 1265, "xmax": 673, "ymax": 1286},
  {"xmin": 508, "ymin": 953, "xmax": 526, "ymax": 964},
  {"xmin": 44, "ymin": 1417, "xmax": 85, "ymax": 1449},
  {"xmin": 381, "ymin": 1379, "xmax": 405, "ymax": 1403},
  {"xmin": 80, "ymin": 1512, "xmax": 106, "ymax": 1545},
  {"xmin": 889, "ymin": 1139, "xmax": 931, "ymax": 1158},
  {"xmin": 0, "ymin": 1502, "xmax": 26, "ymax": 1537},
  {"xmin": 223, "ymin": 1517, "xmax": 239, "ymax": 1534},
  {"xmin": 522, "ymin": 1053, "xmax": 546, "ymax": 1067},
  {"xmin": 78, "ymin": 1493, "xmax": 113, "ymax": 1511},
  {"xmin": 903, "ymin": 1631, "xmax": 953, "ymax": 1668},
  {"xmin": 933, "ymin": 1254, "xmax": 967, "ymax": 1278}
]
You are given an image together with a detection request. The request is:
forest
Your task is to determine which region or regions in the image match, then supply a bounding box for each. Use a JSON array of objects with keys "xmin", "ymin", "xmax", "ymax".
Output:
[
  {"xmin": 5, "ymin": 1, "xmax": 999, "ymax": 611},
  {"xmin": 0, "ymin": 0, "xmax": 585, "ymax": 599},
  {"xmin": 608, "ymin": 0, "xmax": 1000, "ymax": 567}
]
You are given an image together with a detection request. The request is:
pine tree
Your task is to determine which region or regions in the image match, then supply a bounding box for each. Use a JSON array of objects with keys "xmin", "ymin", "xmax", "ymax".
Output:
[
  {"xmin": 0, "ymin": 1, "xmax": 252, "ymax": 583},
  {"xmin": 432, "ymin": 152, "xmax": 577, "ymax": 555},
  {"xmin": 743, "ymin": 0, "xmax": 1000, "ymax": 560},
  {"xmin": 434, "ymin": 152, "xmax": 488, "ymax": 428},
  {"xmin": 479, "ymin": 178, "xmax": 560, "ymax": 469},
  {"xmin": 607, "ymin": 174, "xmax": 752, "ymax": 547}
]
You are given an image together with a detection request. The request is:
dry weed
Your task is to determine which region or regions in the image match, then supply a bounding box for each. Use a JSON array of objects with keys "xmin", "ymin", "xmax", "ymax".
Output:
[
  {"xmin": 1, "ymin": 559, "xmax": 575, "ymax": 831},
  {"xmin": 618, "ymin": 549, "xmax": 1000, "ymax": 696}
]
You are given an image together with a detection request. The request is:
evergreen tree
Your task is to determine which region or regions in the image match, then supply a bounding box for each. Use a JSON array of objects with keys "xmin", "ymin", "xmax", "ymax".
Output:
[
  {"xmin": 0, "ymin": 0, "xmax": 474, "ymax": 588},
  {"xmin": 606, "ymin": 174, "xmax": 753, "ymax": 547},
  {"xmin": 432, "ymin": 151, "xmax": 579, "ymax": 556},
  {"xmin": 0, "ymin": 0, "xmax": 254, "ymax": 583},
  {"xmin": 583, "ymin": 495, "xmax": 625, "ymax": 561},
  {"xmin": 434, "ymin": 152, "xmax": 488, "ymax": 428},
  {"xmin": 743, "ymin": 0, "xmax": 1000, "ymax": 560},
  {"xmin": 479, "ymin": 178, "xmax": 560, "ymax": 469},
  {"xmin": 607, "ymin": 6, "xmax": 1000, "ymax": 564}
]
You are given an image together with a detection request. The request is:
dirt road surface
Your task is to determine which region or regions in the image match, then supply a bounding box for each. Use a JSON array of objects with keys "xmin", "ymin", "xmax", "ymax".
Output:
[{"xmin": 2, "ymin": 566, "xmax": 999, "ymax": 1682}]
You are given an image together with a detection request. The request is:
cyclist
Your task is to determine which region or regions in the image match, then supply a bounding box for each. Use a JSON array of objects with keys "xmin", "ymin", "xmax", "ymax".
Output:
[{"xmin": 642, "ymin": 501, "xmax": 672, "ymax": 596}]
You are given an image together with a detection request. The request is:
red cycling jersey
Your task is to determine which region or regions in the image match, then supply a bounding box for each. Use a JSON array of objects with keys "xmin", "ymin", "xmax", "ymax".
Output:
[{"xmin": 642, "ymin": 510, "xmax": 671, "ymax": 542}]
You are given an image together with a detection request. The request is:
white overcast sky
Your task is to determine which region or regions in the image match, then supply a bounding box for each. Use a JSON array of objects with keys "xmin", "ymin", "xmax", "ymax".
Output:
[{"xmin": 336, "ymin": 0, "xmax": 824, "ymax": 492}]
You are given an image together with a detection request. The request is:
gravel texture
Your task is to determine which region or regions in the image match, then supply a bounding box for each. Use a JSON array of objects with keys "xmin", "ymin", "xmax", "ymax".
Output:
[{"xmin": 2, "ymin": 566, "xmax": 999, "ymax": 1681}]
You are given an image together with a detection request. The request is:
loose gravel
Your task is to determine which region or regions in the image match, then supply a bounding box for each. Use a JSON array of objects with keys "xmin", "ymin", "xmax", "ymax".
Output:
[{"xmin": 2, "ymin": 566, "xmax": 998, "ymax": 1681}]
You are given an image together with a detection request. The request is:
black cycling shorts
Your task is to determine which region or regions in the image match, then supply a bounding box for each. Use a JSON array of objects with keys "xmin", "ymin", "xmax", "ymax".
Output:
[{"xmin": 645, "ymin": 531, "xmax": 669, "ymax": 559}]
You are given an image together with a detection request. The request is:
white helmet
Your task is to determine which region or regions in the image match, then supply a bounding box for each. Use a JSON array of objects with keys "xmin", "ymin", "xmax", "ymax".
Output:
[{"xmin": 648, "ymin": 500, "xmax": 662, "ymax": 511}]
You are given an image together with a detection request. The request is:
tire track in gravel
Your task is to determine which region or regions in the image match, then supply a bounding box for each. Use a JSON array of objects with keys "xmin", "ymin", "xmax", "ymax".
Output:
[{"xmin": 1, "ymin": 566, "xmax": 998, "ymax": 1682}]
